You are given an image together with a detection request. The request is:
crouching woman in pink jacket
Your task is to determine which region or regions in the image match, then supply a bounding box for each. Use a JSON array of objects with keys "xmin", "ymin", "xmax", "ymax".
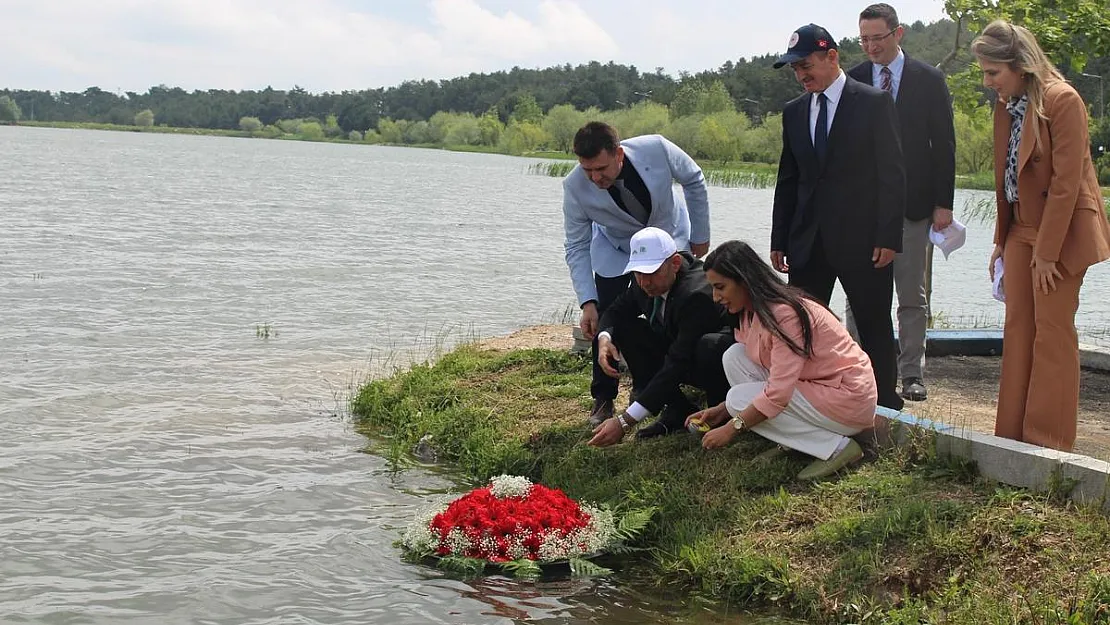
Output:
[{"xmin": 688, "ymin": 240, "xmax": 877, "ymax": 480}]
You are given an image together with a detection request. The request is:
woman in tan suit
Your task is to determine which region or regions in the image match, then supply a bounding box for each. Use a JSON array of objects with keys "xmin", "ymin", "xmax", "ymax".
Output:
[{"xmin": 973, "ymin": 20, "xmax": 1110, "ymax": 451}]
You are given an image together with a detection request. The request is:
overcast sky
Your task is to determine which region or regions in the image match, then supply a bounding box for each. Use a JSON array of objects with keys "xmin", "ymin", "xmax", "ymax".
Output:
[{"xmin": 2, "ymin": 0, "xmax": 949, "ymax": 94}]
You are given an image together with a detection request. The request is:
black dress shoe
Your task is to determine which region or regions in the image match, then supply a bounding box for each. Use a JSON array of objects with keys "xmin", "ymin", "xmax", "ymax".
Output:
[
  {"xmin": 879, "ymin": 393, "xmax": 905, "ymax": 412},
  {"xmin": 634, "ymin": 419, "xmax": 673, "ymax": 440},
  {"xmin": 901, "ymin": 378, "xmax": 927, "ymax": 402},
  {"xmin": 588, "ymin": 398, "xmax": 614, "ymax": 428}
]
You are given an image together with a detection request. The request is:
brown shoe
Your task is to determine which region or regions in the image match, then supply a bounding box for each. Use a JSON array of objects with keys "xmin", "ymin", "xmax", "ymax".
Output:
[{"xmin": 588, "ymin": 399, "xmax": 614, "ymax": 428}]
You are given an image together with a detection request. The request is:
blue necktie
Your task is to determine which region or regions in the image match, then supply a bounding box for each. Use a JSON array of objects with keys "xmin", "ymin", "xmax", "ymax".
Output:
[{"xmin": 814, "ymin": 92, "xmax": 828, "ymax": 163}]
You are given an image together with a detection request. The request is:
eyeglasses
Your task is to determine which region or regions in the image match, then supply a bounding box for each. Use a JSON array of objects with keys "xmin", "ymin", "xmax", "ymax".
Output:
[{"xmin": 859, "ymin": 29, "xmax": 896, "ymax": 45}]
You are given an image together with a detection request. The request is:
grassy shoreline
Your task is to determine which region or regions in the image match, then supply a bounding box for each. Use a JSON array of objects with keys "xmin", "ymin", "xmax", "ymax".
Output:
[
  {"xmin": 3, "ymin": 120, "xmax": 1004, "ymax": 192},
  {"xmin": 351, "ymin": 342, "xmax": 1110, "ymax": 624},
  {"xmin": 14, "ymin": 120, "xmax": 1110, "ymax": 200}
]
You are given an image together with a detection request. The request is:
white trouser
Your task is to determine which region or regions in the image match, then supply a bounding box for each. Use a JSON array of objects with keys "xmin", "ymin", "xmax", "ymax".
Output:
[{"xmin": 723, "ymin": 344, "xmax": 862, "ymax": 460}]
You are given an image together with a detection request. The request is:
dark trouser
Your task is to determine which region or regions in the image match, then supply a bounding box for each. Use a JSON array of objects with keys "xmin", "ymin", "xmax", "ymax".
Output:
[
  {"xmin": 590, "ymin": 273, "xmax": 632, "ymax": 401},
  {"xmin": 789, "ymin": 240, "xmax": 903, "ymax": 411},
  {"xmin": 613, "ymin": 320, "xmax": 735, "ymax": 426}
]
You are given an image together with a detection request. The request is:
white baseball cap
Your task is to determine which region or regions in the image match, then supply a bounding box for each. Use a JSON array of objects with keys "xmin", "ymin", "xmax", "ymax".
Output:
[{"xmin": 623, "ymin": 227, "xmax": 678, "ymax": 274}]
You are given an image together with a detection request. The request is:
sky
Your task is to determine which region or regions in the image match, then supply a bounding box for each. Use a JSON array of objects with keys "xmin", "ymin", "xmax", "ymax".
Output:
[{"xmin": 1, "ymin": 0, "xmax": 949, "ymax": 94}]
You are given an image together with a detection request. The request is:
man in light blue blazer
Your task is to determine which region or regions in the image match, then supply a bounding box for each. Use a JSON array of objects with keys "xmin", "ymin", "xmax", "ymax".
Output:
[{"xmin": 562, "ymin": 121, "xmax": 711, "ymax": 427}]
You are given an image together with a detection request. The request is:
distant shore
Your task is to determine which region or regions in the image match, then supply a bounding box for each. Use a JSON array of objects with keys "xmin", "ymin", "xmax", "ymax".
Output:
[{"xmin": 8, "ymin": 120, "xmax": 1002, "ymax": 192}]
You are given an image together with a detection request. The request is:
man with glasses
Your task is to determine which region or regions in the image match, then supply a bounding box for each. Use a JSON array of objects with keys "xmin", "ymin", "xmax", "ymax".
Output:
[
  {"xmin": 769, "ymin": 23, "xmax": 907, "ymax": 411},
  {"xmin": 846, "ymin": 3, "xmax": 956, "ymax": 402}
]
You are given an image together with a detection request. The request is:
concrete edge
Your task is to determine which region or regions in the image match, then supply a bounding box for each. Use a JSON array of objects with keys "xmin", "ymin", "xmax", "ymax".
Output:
[
  {"xmin": 922, "ymin": 329, "xmax": 1110, "ymax": 373},
  {"xmin": 874, "ymin": 406, "xmax": 1110, "ymax": 513}
]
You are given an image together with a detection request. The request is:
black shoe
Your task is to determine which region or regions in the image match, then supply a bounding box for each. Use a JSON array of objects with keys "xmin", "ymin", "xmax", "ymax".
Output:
[
  {"xmin": 588, "ymin": 398, "xmax": 614, "ymax": 428},
  {"xmin": 901, "ymin": 378, "xmax": 927, "ymax": 402},
  {"xmin": 634, "ymin": 419, "xmax": 673, "ymax": 440},
  {"xmin": 879, "ymin": 393, "xmax": 905, "ymax": 412}
]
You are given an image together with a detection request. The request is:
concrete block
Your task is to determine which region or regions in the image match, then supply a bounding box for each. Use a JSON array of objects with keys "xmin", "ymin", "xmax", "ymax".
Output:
[
  {"xmin": 1079, "ymin": 343, "xmax": 1110, "ymax": 373},
  {"xmin": 1058, "ymin": 455, "xmax": 1110, "ymax": 511},
  {"xmin": 922, "ymin": 329, "xmax": 1003, "ymax": 357},
  {"xmin": 936, "ymin": 428, "xmax": 1070, "ymax": 490}
]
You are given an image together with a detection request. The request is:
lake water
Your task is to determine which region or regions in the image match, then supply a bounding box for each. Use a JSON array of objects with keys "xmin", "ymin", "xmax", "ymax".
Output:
[{"xmin": 1, "ymin": 126, "xmax": 1106, "ymax": 624}]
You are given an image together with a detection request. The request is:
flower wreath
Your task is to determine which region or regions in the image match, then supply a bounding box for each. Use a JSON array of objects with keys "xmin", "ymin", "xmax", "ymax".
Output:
[{"xmin": 401, "ymin": 475, "xmax": 653, "ymax": 578}]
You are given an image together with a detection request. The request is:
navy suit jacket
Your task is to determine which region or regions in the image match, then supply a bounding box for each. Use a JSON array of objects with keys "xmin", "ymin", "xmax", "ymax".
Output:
[
  {"xmin": 771, "ymin": 75, "xmax": 906, "ymax": 271},
  {"xmin": 848, "ymin": 55, "xmax": 956, "ymax": 221}
]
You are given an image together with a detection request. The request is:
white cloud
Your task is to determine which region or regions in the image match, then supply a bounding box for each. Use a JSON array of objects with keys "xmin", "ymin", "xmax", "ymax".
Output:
[{"xmin": 0, "ymin": 0, "xmax": 947, "ymax": 93}]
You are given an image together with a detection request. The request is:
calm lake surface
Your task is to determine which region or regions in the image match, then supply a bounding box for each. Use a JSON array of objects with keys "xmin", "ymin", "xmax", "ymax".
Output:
[{"xmin": 1, "ymin": 126, "xmax": 1106, "ymax": 624}]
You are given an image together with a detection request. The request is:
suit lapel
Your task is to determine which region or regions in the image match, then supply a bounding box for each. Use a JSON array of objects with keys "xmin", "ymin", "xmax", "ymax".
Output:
[
  {"xmin": 796, "ymin": 96, "xmax": 820, "ymax": 169},
  {"xmin": 1017, "ymin": 103, "xmax": 1038, "ymax": 173},
  {"xmin": 823, "ymin": 80, "xmax": 858, "ymax": 170},
  {"xmin": 895, "ymin": 59, "xmax": 914, "ymax": 110}
]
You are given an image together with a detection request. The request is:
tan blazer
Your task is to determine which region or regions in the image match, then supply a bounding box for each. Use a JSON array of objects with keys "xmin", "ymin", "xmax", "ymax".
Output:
[{"xmin": 992, "ymin": 81, "xmax": 1110, "ymax": 275}]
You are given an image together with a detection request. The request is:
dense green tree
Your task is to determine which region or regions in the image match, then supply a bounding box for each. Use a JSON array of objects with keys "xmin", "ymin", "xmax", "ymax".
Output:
[
  {"xmin": 299, "ymin": 121, "xmax": 325, "ymax": 141},
  {"xmin": 0, "ymin": 95, "xmax": 22, "ymax": 122},
  {"xmin": 239, "ymin": 116, "xmax": 263, "ymax": 132},
  {"xmin": 134, "ymin": 109, "xmax": 155, "ymax": 127},
  {"xmin": 542, "ymin": 104, "xmax": 586, "ymax": 152},
  {"xmin": 953, "ymin": 105, "xmax": 995, "ymax": 175},
  {"xmin": 499, "ymin": 121, "xmax": 548, "ymax": 154},
  {"xmin": 509, "ymin": 92, "xmax": 543, "ymax": 125},
  {"xmin": 477, "ymin": 108, "xmax": 504, "ymax": 146}
]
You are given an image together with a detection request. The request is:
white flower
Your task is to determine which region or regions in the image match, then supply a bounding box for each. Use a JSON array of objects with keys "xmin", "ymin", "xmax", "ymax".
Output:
[
  {"xmin": 489, "ymin": 474, "xmax": 532, "ymax": 499},
  {"xmin": 399, "ymin": 496, "xmax": 452, "ymax": 553}
]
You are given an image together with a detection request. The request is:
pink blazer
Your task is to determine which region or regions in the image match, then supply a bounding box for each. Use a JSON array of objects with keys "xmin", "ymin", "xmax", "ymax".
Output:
[{"xmin": 735, "ymin": 300, "xmax": 877, "ymax": 429}]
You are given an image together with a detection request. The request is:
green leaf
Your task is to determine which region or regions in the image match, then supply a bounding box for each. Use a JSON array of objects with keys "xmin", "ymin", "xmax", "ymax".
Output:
[
  {"xmin": 614, "ymin": 506, "xmax": 656, "ymax": 542},
  {"xmin": 436, "ymin": 556, "xmax": 486, "ymax": 577},
  {"xmin": 499, "ymin": 558, "xmax": 543, "ymax": 579},
  {"xmin": 569, "ymin": 557, "xmax": 614, "ymax": 578}
]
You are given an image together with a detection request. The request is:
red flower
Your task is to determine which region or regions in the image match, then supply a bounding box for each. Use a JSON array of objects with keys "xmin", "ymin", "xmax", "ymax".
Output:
[{"xmin": 427, "ymin": 481, "xmax": 595, "ymax": 561}]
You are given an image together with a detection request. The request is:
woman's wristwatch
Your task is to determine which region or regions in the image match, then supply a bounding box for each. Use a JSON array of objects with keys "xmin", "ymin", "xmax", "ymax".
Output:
[{"xmin": 731, "ymin": 416, "xmax": 747, "ymax": 431}]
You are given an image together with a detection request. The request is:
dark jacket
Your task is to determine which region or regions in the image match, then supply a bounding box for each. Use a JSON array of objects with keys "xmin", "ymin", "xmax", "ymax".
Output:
[
  {"xmin": 771, "ymin": 75, "xmax": 906, "ymax": 271},
  {"xmin": 848, "ymin": 55, "xmax": 956, "ymax": 221},
  {"xmin": 598, "ymin": 253, "xmax": 727, "ymax": 414}
]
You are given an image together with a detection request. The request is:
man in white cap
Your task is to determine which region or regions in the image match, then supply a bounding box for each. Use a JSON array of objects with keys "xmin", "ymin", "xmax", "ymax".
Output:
[{"xmin": 587, "ymin": 227, "xmax": 731, "ymax": 446}]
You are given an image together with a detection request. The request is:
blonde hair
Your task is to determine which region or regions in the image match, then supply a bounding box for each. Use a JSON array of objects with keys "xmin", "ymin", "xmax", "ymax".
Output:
[{"xmin": 971, "ymin": 20, "xmax": 1066, "ymax": 151}]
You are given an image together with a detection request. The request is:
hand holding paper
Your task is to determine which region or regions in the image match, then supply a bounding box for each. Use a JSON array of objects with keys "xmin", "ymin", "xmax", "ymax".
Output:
[{"xmin": 928, "ymin": 218, "xmax": 967, "ymax": 259}]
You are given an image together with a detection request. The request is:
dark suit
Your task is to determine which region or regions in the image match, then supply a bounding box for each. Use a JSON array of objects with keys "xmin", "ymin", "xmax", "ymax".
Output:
[
  {"xmin": 771, "ymin": 74, "xmax": 906, "ymax": 410},
  {"xmin": 848, "ymin": 57, "xmax": 955, "ymax": 221},
  {"xmin": 845, "ymin": 56, "xmax": 956, "ymax": 386},
  {"xmin": 599, "ymin": 253, "xmax": 731, "ymax": 423}
]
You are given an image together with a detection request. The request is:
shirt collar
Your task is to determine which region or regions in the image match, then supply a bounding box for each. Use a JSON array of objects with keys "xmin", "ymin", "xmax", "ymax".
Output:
[
  {"xmin": 874, "ymin": 48, "xmax": 905, "ymax": 80},
  {"xmin": 815, "ymin": 70, "xmax": 847, "ymax": 105}
]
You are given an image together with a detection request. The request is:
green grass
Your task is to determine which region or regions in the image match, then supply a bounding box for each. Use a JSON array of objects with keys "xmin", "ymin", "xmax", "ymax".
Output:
[{"xmin": 351, "ymin": 344, "xmax": 1110, "ymax": 624}]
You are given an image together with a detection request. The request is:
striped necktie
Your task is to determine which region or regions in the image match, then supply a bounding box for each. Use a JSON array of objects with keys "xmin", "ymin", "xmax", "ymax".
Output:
[{"xmin": 880, "ymin": 66, "xmax": 893, "ymax": 94}]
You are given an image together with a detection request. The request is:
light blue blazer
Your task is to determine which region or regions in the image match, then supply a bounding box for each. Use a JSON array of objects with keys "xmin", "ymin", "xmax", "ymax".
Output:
[{"xmin": 562, "ymin": 134, "xmax": 710, "ymax": 306}]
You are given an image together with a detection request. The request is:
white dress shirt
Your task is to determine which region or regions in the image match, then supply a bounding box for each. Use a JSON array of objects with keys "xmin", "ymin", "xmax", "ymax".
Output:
[{"xmin": 809, "ymin": 70, "xmax": 847, "ymax": 145}]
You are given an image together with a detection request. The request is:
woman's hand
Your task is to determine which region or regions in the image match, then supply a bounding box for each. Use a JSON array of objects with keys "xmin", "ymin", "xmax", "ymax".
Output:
[
  {"xmin": 1031, "ymin": 256, "xmax": 1062, "ymax": 295},
  {"xmin": 989, "ymin": 244, "xmax": 1004, "ymax": 282},
  {"xmin": 702, "ymin": 421, "xmax": 739, "ymax": 450},
  {"xmin": 685, "ymin": 402, "xmax": 729, "ymax": 429}
]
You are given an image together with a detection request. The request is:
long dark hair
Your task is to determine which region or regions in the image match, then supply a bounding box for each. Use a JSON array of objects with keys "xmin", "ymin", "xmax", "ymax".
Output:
[{"xmin": 703, "ymin": 240, "xmax": 822, "ymax": 358}]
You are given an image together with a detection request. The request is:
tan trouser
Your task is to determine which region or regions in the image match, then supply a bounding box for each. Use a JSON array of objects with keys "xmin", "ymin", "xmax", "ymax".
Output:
[{"xmin": 996, "ymin": 222, "xmax": 1086, "ymax": 451}]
